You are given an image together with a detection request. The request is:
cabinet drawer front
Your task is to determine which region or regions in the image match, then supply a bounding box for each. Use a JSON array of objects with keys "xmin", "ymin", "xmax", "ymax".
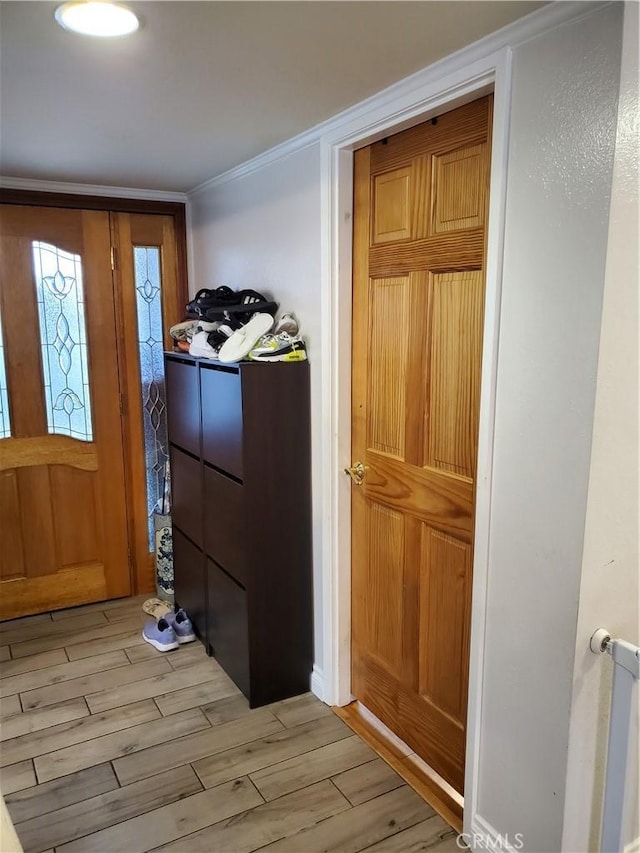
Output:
[
  {"xmin": 204, "ymin": 466, "xmax": 246, "ymax": 586},
  {"xmin": 201, "ymin": 366, "xmax": 243, "ymax": 479},
  {"xmin": 173, "ymin": 529, "xmax": 206, "ymax": 642},
  {"xmin": 170, "ymin": 447, "xmax": 202, "ymax": 548},
  {"xmin": 166, "ymin": 357, "xmax": 200, "ymax": 456},
  {"xmin": 207, "ymin": 560, "xmax": 250, "ymax": 699}
]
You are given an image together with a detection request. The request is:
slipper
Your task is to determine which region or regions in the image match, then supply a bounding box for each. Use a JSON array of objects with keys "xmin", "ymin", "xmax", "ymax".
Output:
[
  {"xmin": 204, "ymin": 289, "xmax": 278, "ymax": 322},
  {"xmin": 142, "ymin": 598, "xmax": 173, "ymax": 620},
  {"xmin": 218, "ymin": 313, "xmax": 275, "ymax": 363},
  {"xmin": 185, "ymin": 286, "xmax": 237, "ymax": 319}
]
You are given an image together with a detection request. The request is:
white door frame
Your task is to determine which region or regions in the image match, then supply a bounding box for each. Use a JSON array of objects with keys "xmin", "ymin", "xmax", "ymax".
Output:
[
  {"xmin": 317, "ymin": 44, "xmax": 512, "ymax": 828},
  {"xmin": 312, "ymin": 1, "xmax": 595, "ymax": 832}
]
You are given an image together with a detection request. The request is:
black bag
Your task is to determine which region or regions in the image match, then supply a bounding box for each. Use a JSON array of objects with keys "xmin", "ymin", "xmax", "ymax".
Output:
[{"xmin": 185, "ymin": 286, "xmax": 237, "ymax": 319}]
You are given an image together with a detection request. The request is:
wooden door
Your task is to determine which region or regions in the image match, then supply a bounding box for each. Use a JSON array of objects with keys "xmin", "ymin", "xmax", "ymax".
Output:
[
  {"xmin": 350, "ymin": 96, "xmax": 492, "ymax": 794},
  {"xmin": 0, "ymin": 205, "xmax": 131, "ymax": 619}
]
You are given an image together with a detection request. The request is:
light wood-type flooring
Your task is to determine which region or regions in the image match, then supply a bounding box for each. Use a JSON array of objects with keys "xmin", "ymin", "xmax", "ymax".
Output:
[{"xmin": 0, "ymin": 596, "xmax": 458, "ymax": 853}]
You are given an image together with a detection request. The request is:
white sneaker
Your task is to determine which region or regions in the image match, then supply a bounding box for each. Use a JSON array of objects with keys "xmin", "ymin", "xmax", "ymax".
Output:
[
  {"xmin": 218, "ymin": 313, "xmax": 275, "ymax": 363},
  {"xmin": 274, "ymin": 312, "xmax": 299, "ymax": 337}
]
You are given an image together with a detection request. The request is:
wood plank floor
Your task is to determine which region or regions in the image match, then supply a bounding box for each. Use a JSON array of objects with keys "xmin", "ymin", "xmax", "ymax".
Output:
[{"xmin": 0, "ymin": 597, "xmax": 458, "ymax": 853}]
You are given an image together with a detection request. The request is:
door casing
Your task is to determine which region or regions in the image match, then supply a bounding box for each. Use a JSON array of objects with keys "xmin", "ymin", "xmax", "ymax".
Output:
[{"xmin": 317, "ymin": 48, "xmax": 514, "ymax": 830}]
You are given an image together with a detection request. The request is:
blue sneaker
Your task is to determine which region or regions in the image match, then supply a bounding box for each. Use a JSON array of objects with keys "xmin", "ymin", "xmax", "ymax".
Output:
[
  {"xmin": 142, "ymin": 617, "xmax": 179, "ymax": 652},
  {"xmin": 165, "ymin": 609, "xmax": 196, "ymax": 644}
]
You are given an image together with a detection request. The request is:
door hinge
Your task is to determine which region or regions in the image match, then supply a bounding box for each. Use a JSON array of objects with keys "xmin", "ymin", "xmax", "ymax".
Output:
[
  {"xmin": 110, "ymin": 247, "xmax": 117, "ymax": 270},
  {"xmin": 119, "ymin": 393, "xmax": 125, "ymax": 416},
  {"xmin": 127, "ymin": 549, "xmax": 133, "ymax": 569}
]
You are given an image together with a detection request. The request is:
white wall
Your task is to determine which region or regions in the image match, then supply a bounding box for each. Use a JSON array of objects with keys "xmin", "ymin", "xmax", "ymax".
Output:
[
  {"xmin": 189, "ymin": 144, "xmax": 325, "ymax": 666},
  {"xmin": 562, "ymin": 3, "xmax": 639, "ymax": 850},
  {"xmin": 476, "ymin": 6, "xmax": 623, "ymax": 850},
  {"xmin": 189, "ymin": 5, "xmax": 626, "ymax": 851}
]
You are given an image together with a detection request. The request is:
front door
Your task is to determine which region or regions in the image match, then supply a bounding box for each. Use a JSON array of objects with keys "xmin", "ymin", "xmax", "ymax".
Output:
[
  {"xmin": 350, "ymin": 96, "xmax": 492, "ymax": 794},
  {"xmin": 0, "ymin": 205, "xmax": 131, "ymax": 619}
]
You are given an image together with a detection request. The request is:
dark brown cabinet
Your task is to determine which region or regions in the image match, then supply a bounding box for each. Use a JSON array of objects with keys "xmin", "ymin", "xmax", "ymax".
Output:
[{"xmin": 165, "ymin": 353, "xmax": 313, "ymax": 708}]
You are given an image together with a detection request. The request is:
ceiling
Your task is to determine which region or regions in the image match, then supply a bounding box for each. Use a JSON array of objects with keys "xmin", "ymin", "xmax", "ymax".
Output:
[{"xmin": 0, "ymin": 1, "xmax": 544, "ymax": 193}]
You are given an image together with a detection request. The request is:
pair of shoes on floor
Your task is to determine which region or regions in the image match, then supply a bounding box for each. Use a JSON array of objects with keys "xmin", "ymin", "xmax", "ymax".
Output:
[
  {"xmin": 248, "ymin": 313, "xmax": 307, "ymax": 362},
  {"xmin": 142, "ymin": 608, "xmax": 196, "ymax": 652}
]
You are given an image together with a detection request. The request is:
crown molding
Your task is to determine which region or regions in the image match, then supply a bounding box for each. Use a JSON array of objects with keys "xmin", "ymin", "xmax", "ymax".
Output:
[
  {"xmin": 188, "ymin": 0, "xmax": 607, "ymax": 197},
  {"xmin": 0, "ymin": 175, "xmax": 188, "ymax": 203}
]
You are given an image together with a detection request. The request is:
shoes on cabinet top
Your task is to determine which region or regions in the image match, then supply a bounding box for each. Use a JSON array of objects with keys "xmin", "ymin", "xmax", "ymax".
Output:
[
  {"xmin": 218, "ymin": 313, "xmax": 275, "ymax": 364},
  {"xmin": 273, "ymin": 312, "xmax": 299, "ymax": 337},
  {"xmin": 248, "ymin": 331, "xmax": 307, "ymax": 363}
]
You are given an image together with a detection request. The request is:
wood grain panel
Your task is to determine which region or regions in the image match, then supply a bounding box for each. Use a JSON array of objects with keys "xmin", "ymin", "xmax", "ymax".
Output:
[
  {"xmin": 193, "ymin": 714, "xmax": 351, "ymax": 790},
  {"xmin": 365, "ymin": 453, "xmax": 473, "ymax": 538},
  {"xmin": 368, "ymin": 277, "xmax": 409, "ymax": 458},
  {"xmin": 153, "ymin": 780, "xmax": 351, "ymax": 853},
  {"xmin": 0, "ymin": 470, "xmax": 25, "ymax": 580},
  {"xmin": 0, "ymin": 697, "xmax": 89, "ymax": 743},
  {"xmin": 250, "ymin": 735, "xmax": 373, "ymax": 802},
  {"xmin": 56, "ymin": 777, "xmax": 264, "ymax": 853},
  {"xmin": 432, "ymin": 144, "xmax": 488, "ymax": 234},
  {"xmin": 50, "ymin": 466, "xmax": 99, "ymax": 568},
  {"xmin": 369, "ymin": 229, "xmax": 484, "ymax": 277},
  {"xmin": 19, "ymin": 658, "xmax": 169, "ymax": 712},
  {"xmin": 254, "ymin": 784, "xmax": 433, "ymax": 853},
  {"xmin": 85, "ymin": 659, "xmax": 219, "ymax": 714},
  {"xmin": 370, "ymin": 97, "xmax": 490, "ymax": 173},
  {"xmin": 352, "ymin": 95, "xmax": 491, "ymax": 798},
  {"xmin": 5, "ymin": 763, "xmax": 118, "ymax": 825},
  {"xmin": 425, "ymin": 271, "xmax": 484, "ymax": 478},
  {"xmin": 1, "ymin": 699, "xmax": 161, "ymax": 767},
  {"xmin": 331, "ymin": 758, "xmax": 404, "ymax": 806},
  {"xmin": 113, "ymin": 707, "xmax": 283, "ymax": 786},
  {"xmin": 0, "ymin": 436, "xmax": 98, "ymax": 472},
  {"xmin": 0, "ymin": 565, "xmax": 107, "ymax": 622},
  {"xmin": 16, "ymin": 467, "xmax": 56, "ymax": 578},
  {"xmin": 34, "ymin": 707, "xmax": 209, "ymax": 783},
  {"xmin": 365, "ymin": 502, "xmax": 405, "ymax": 672},
  {"xmin": 419, "ymin": 526, "xmax": 472, "ymax": 722},
  {"xmin": 409, "ymin": 156, "xmax": 430, "ymax": 241},
  {"xmin": 0, "ymin": 228, "xmax": 47, "ymax": 440},
  {"xmin": 16, "ymin": 764, "xmax": 203, "ymax": 853},
  {"xmin": 0, "ymin": 650, "xmax": 128, "ymax": 699},
  {"xmin": 372, "ymin": 168, "xmax": 411, "ymax": 244},
  {"xmin": 0, "ymin": 760, "xmax": 37, "ymax": 795}
]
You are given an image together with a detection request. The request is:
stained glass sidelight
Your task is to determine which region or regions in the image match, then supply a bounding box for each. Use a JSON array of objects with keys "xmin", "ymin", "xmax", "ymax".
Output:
[
  {"xmin": 0, "ymin": 311, "xmax": 11, "ymax": 439},
  {"xmin": 134, "ymin": 246, "xmax": 169, "ymax": 551},
  {"xmin": 32, "ymin": 241, "xmax": 93, "ymax": 442}
]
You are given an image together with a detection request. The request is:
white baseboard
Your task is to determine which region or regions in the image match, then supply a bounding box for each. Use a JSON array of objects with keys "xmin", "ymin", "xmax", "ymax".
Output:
[
  {"xmin": 310, "ymin": 664, "xmax": 325, "ymax": 703},
  {"xmin": 469, "ymin": 815, "xmax": 524, "ymax": 853}
]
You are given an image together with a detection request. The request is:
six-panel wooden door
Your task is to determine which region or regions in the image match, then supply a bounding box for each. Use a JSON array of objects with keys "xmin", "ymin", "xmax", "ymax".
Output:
[{"xmin": 350, "ymin": 96, "xmax": 492, "ymax": 793}]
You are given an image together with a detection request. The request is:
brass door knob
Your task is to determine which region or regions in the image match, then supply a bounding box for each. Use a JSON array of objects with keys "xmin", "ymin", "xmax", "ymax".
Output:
[{"xmin": 344, "ymin": 461, "xmax": 367, "ymax": 486}]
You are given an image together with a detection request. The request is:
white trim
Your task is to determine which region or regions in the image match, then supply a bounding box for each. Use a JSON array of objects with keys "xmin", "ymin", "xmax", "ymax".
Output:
[
  {"xmin": 319, "ymin": 50, "xmax": 511, "ymax": 824},
  {"xmin": 188, "ymin": 1, "xmax": 603, "ymax": 197},
  {"xmin": 469, "ymin": 814, "xmax": 524, "ymax": 853},
  {"xmin": 310, "ymin": 664, "xmax": 325, "ymax": 703},
  {"xmin": 0, "ymin": 175, "xmax": 188, "ymax": 203},
  {"xmin": 315, "ymin": 1, "xmax": 603, "ymax": 831},
  {"xmin": 463, "ymin": 47, "xmax": 514, "ymax": 836}
]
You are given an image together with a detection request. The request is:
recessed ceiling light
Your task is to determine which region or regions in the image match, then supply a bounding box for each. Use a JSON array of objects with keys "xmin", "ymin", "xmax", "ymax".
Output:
[{"xmin": 55, "ymin": 1, "xmax": 139, "ymax": 37}]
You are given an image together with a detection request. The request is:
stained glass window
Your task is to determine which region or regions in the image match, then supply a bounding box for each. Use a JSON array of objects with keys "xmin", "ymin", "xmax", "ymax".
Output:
[
  {"xmin": 32, "ymin": 241, "xmax": 93, "ymax": 442},
  {"xmin": 134, "ymin": 246, "xmax": 169, "ymax": 551},
  {"xmin": 0, "ymin": 311, "xmax": 11, "ymax": 439}
]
